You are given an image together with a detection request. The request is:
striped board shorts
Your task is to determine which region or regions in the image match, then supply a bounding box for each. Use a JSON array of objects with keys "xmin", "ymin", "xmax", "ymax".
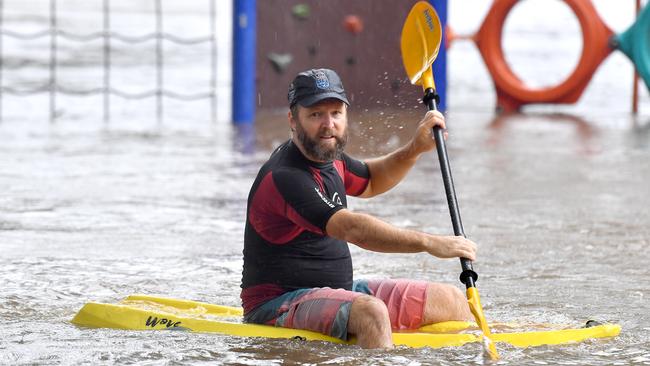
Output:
[{"xmin": 243, "ymin": 279, "xmax": 429, "ymax": 341}]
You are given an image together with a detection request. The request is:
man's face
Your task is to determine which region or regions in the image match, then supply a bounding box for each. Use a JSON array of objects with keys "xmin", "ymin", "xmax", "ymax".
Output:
[{"xmin": 290, "ymin": 99, "xmax": 348, "ymax": 162}]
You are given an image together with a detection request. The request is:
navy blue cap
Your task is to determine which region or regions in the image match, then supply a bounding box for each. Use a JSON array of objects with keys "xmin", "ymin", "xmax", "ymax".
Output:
[{"xmin": 288, "ymin": 68, "xmax": 350, "ymax": 107}]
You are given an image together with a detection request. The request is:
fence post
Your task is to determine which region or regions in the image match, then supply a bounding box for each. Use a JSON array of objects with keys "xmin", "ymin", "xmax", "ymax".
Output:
[
  {"xmin": 232, "ymin": 0, "xmax": 256, "ymax": 124},
  {"xmin": 0, "ymin": 0, "xmax": 4, "ymax": 122},
  {"xmin": 155, "ymin": 0, "xmax": 163, "ymax": 124},
  {"xmin": 50, "ymin": 0, "xmax": 57, "ymax": 123},
  {"xmin": 103, "ymin": 0, "xmax": 111, "ymax": 123},
  {"xmin": 210, "ymin": 0, "xmax": 217, "ymax": 123}
]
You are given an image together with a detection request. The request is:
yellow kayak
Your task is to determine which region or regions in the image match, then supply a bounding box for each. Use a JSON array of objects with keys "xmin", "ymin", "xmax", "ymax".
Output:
[{"xmin": 71, "ymin": 294, "xmax": 620, "ymax": 349}]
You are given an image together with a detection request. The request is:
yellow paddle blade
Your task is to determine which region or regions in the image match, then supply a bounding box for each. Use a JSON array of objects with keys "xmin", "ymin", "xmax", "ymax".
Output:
[
  {"xmin": 467, "ymin": 287, "xmax": 500, "ymax": 360},
  {"xmin": 400, "ymin": 1, "xmax": 442, "ymax": 90}
]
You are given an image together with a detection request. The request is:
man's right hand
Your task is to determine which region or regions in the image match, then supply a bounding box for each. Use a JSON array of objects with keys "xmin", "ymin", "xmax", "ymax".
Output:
[{"xmin": 424, "ymin": 235, "xmax": 477, "ymax": 261}]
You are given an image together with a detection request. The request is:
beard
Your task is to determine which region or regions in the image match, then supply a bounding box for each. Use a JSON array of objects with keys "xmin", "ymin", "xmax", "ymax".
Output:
[{"xmin": 294, "ymin": 120, "xmax": 348, "ymax": 162}]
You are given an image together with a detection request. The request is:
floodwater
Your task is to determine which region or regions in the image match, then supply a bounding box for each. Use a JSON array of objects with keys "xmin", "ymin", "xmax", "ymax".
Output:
[
  {"xmin": 2, "ymin": 108, "xmax": 649, "ymax": 365},
  {"xmin": 2, "ymin": 0, "xmax": 650, "ymax": 365}
]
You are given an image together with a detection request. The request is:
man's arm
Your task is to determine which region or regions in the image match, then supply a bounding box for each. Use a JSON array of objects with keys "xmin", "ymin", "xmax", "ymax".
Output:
[
  {"xmin": 326, "ymin": 209, "xmax": 476, "ymax": 260},
  {"xmin": 359, "ymin": 110, "xmax": 447, "ymax": 198}
]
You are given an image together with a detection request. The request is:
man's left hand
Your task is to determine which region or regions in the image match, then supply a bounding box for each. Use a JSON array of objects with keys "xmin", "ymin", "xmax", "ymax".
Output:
[{"xmin": 411, "ymin": 110, "xmax": 447, "ymax": 155}]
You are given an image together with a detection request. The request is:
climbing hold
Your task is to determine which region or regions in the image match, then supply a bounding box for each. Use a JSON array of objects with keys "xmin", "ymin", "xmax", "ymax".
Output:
[
  {"xmin": 391, "ymin": 79, "xmax": 401, "ymax": 93},
  {"xmin": 267, "ymin": 52, "xmax": 293, "ymax": 73},
  {"xmin": 307, "ymin": 45, "xmax": 317, "ymax": 57},
  {"xmin": 343, "ymin": 15, "xmax": 364, "ymax": 34},
  {"xmin": 345, "ymin": 56, "xmax": 356, "ymax": 66},
  {"xmin": 292, "ymin": 4, "xmax": 310, "ymax": 21}
]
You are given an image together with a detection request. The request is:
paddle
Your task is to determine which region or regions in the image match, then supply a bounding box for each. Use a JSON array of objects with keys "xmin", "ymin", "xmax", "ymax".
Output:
[{"xmin": 400, "ymin": 1, "xmax": 499, "ymax": 360}]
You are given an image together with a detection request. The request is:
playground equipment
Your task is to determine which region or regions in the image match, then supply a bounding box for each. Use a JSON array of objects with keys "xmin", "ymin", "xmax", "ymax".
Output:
[
  {"xmin": 448, "ymin": 0, "xmax": 649, "ymax": 112},
  {"xmin": 614, "ymin": 0, "xmax": 650, "ymax": 113}
]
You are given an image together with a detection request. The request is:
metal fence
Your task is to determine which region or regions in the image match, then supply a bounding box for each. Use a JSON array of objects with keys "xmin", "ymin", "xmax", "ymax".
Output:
[{"xmin": 0, "ymin": 0, "xmax": 219, "ymax": 123}]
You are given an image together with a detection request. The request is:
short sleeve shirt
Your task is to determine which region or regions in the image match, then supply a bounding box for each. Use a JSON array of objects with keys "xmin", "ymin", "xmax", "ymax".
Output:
[{"xmin": 240, "ymin": 140, "xmax": 370, "ymax": 312}]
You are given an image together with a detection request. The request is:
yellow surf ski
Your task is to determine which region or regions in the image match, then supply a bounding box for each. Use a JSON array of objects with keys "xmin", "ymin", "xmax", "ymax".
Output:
[{"xmin": 72, "ymin": 294, "xmax": 620, "ymax": 349}]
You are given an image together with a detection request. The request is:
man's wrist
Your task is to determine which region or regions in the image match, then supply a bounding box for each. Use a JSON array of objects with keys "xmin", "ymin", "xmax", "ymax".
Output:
[{"xmin": 401, "ymin": 141, "xmax": 421, "ymax": 162}]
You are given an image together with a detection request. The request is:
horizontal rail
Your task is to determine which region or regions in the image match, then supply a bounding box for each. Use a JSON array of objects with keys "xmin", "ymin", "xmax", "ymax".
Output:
[
  {"xmin": 2, "ymin": 86, "xmax": 219, "ymax": 101},
  {"xmin": 0, "ymin": 29, "xmax": 214, "ymax": 44}
]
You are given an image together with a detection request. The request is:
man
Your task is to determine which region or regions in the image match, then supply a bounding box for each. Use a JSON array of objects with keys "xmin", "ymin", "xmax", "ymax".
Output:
[{"xmin": 241, "ymin": 68, "xmax": 477, "ymax": 348}]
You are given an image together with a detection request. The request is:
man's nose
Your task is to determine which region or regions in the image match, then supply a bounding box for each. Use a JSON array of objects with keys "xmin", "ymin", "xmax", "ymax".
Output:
[{"xmin": 321, "ymin": 114, "xmax": 335, "ymax": 128}]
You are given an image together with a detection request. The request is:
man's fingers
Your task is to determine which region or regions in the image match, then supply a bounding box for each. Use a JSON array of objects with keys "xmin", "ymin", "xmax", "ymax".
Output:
[
  {"xmin": 422, "ymin": 110, "xmax": 446, "ymax": 130},
  {"xmin": 463, "ymin": 249, "xmax": 476, "ymax": 262},
  {"xmin": 426, "ymin": 235, "xmax": 477, "ymax": 260},
  {"xmin": 456, "ymin": 237, "xmax": 477, "ymax": 261},
  {"xmin": 420, "ymin": 111, "xmax": 447, "ymax": 145},
  {"xmin": 414, "ymin": 110, "xmax": 447, "ymax": 153}
]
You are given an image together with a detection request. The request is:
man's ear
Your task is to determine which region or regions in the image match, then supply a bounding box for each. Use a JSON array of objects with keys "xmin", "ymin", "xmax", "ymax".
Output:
[{"xmin": 288, "ymin": 110, "xmax": 296, "ymax": 131}]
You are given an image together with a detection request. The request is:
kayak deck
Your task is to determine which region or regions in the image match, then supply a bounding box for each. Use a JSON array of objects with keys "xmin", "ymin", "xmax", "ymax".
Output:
[{"xmin": 71, "ymin": 294, "xmax": 620, "ymax": 349}]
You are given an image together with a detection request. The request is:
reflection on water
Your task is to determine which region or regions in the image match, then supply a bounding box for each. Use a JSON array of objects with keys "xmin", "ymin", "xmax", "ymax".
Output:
[
  {"xmin": 487, "ymin": 113, "xmax": 595, "ymax": 150},
  {"xmin": 1, "ymin": 106, "xmax": 649, "ymax": 364}
]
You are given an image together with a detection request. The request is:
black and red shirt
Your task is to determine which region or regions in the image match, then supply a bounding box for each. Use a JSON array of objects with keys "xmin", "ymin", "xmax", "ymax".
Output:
[{"xmin": 240, "ymin": 140, "xmax": 370, "ymax": 313}]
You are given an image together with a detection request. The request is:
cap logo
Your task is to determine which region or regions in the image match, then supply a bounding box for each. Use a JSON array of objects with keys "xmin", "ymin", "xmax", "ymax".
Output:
[{"xmin": 314, "ymin": 71, "xmax": 330, "ymax": 89}]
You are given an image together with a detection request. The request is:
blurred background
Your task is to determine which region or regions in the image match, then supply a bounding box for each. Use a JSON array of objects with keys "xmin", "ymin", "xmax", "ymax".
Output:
[
  {"xmin": 1, "ymin": 1, "xmax": 649, "ymax": 364},
  {"xmin": 0, "ymin": 0, "xmax": 648, "ymax": 124}
]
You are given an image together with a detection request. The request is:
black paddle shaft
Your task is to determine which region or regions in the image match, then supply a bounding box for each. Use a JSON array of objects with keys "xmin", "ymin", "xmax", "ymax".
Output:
[{"xmin": 422, "ymin": 88, "xmax": 478, "ymax": 289}]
